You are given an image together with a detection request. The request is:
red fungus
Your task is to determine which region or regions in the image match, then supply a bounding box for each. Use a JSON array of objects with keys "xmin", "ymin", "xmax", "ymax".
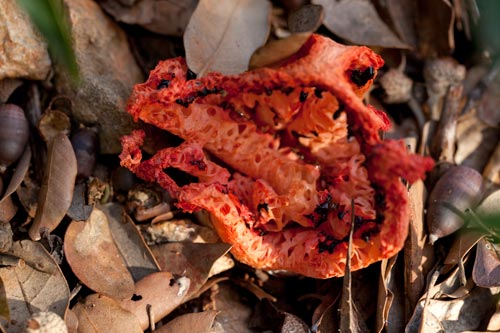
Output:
[{"xmin": 120, "ymin": 34, "xmax": 434, "ymax": 278}]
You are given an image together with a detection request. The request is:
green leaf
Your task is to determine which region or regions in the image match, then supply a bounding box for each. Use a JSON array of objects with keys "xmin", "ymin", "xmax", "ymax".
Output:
[{"xmin": 16, "ymin": 0, "xmax": 79, "ymax": 80}]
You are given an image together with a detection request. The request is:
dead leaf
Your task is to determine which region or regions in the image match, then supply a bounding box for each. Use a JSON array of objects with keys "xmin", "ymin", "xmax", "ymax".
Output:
[
  {"xmin": 288, "ymin": 4, "xmax": 323, "ymax": 33},
  {"xmin": 118, "ymin": 271, "xmax": 190, "ymax": 330},
  {"xmin": 72, "ymin": 293, "xmax": 142, "ymax": 333},
  {"xmin": 29, "ymin": 133, "xmax": 77, "ymax": 240},
  {"xmin": 99, "ymin": 0, "xmax": 198, "ymax": 37},
  {"xmin": 406, "ymin": 286, "xmax": 495, "ymax": 333},
  {"xmin": 473, "ymin": 239, "xmax": 500, "ymax": 287},
  {"xmin": 383, "ymin": 0, "xmax": 418, "ymax": 48},
  {"xmin": 248, "ymin": 298, "xmax": 309, "ymax": 333},
  {"xmin": 155, "ymin": 310, "xmax": 217, "ymax": 333},
  {"xmin": 404, "ymin": 180, "xmax": 434, "ymax": 318},
  {"xmin": 455, "ymin": 111, "xmax": 499, "ymax": 172},
  {"xmin": 249, "ymin": 33, "xmax": 311, "ymax": 69},
  {"xmin": 0, "ymin": 146, "xmax": 31, "ymax": 204},
  {"xmin": 313, "ymin": 0, "xmax": 408, "ymax": 48},
  {"xmin": 100, "ymin": 203, "xmax": 160, "ymax": 282},
  {"xmin": 376, "ymin": 256, "xmax": 401, "ymax": 333},
  {"xmin": 0, "ymin": 198, "xmax": 16, "ymax": 225},
  {"xmin": 207, "ymin": 282, "xmax": 256, "ymax": 333},
  {"xmin": 416, "ymin": 0, "xmax": 455, "ymax": 57},
  {"xmin": 184, "ymin": 0, "xmax": 271, "ymax": 76},
  {"xmin": 151, "ymin": 242, "xmax": 232, "ymax": 298},
  {"xmin": 37, "ymin": 110, "xmax": 71, "ymax": 144},
  {"xmin": 64, "ymin": 208, "xmax": 135, "ymax": 300},
  {"xmin": 0, "ymin": 79, "xmax": 22, "ymax": 103},
  {"xmin": 0, "ymin": 240, "xmax": 69, "ymax": 333},
  {"xmin": 66, "ymin": 182, "xmax": 93, "ymax": 221},
  {"xmin": 442, "ymin": 229, "xmax": 486, "ymax": 274}
]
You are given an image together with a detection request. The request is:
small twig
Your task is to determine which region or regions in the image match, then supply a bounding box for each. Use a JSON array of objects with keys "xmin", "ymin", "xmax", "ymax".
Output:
[{"xmin": 430, "ymin": 84, "xmax": 463, "ymax": 162}]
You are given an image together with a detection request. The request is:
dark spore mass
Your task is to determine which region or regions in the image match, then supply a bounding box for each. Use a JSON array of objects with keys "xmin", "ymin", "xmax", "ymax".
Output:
[
  {"xmin": 350, "ymin": 66, "xmax": 375, "ymax": 87},
  {"xmin": 299, "ymin": 91, "xmax": 308, "ymax": 102},
  {"xmin": 157, "ymin": 79, "xmax": 170, "ymax": 89},
  {"xmin": 186, "ymin": 69, "xmax": 197, "ymax": 80}
]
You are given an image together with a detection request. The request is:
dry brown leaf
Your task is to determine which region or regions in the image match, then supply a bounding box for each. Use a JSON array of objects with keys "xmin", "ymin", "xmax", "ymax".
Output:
[
  {"xmin": 249, "ymin": 33, "xmax": 311, "ymax": 69},
  {"xmin": 100, "ymin": 203, "xmax": 160, "ymax": 282},
  {"xmin": 118, "ymin": 271, "xmax": 190, "ymax": 330},
  {"xmin": 455, "ymin": 111, "xmax": 499, "ymax": 172},
  {"xmin": 473, "ymin": 239, "xmax": 500, "ymax": 287},
  {"xmin": 376, "ymin": 256, "xmax": 401, "ymax": 333},
  {"xmin": 416, "ymin": 0, "xmax": 455, "ymax": 57},
  {"xmin": 248, "ymin": 298, "xmax": 309, "ymax": 333},
  {"xmin": 406, "ymin": 286, "xmax": 496, "ymax": 333},
  {"xmin": 288, "ymin": 4, "xmax": 323, "ymax": 33},
  {"xmin": 72, "ymin": 293, "xmax": 142, "ymax": 333},
  {"xmin": 207, "ymin": 282, "xmax": 255, "ymax": 333},
  {"xmin": 29, "ymin": 133, "xmax": 77, "ymax": 240},
  {"xmin": 0, "ymin": 79, "xmax": 22, "ymax": 103},
  {"xmin": 383, "ymin": 0, "xmax": 418, "ymax": 48},
  {"xmin": 37, "ymin": 110, "xmax": 71, "ymax": 144},
  {"xmin": 313, "ymin": 0, "xmax": 408, "ymax": 48},
  {"xmin": 151, "ymin": 242, "xmax": 232, "ymax": 299},
  {"xmin": 99, "ymin": 0, "xmax": 198, "ymax": 36},
  {"xmin": 0, "ymin": 240, "xmax": 69, "ymax": 333},
  {"xmin": 66, "ymin": 182, "xmax": 93, "ymax": 221},
  {"xmin": 404, "ymin": 180, "xmax": 434, "ymax": 318},
  {"xmin": 155, "ymin": 310, "xmax": 217, "ymax": 333},
  {"xmin": 64, "ymin": 208, "xmax": 135, "ymax": 300},
  {"xmin": 0, "ymin": 146, "xmax": 31, "ymax": 205},
  {"xmin": 442, "ymin": 229, "xmax": 486, "ymax": 274},
  {"xmin": 184, "ymin": 0, "xmax": 271, "ymax": 76}
]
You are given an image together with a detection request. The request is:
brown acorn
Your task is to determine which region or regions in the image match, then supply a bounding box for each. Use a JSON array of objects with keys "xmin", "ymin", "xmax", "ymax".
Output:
[
  {"xmin": 0, "ymin": 104, "xmax": 29, "ymax": 171},
  {"xmin": 427, "ymin": 165, "xmax": 486, "ymax": 244}
]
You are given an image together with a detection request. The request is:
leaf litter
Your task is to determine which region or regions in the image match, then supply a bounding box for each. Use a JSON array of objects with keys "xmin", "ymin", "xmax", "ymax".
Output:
[{"xmin": 1, "ymin": 0, "xmax": 500, "ymax": 331}]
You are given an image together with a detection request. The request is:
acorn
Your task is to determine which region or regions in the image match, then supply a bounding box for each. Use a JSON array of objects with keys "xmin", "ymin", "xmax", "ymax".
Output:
[
  {"xmin": 427, "ymin": 165, "xmax": 486, "ymax": 244},
  {"xmin": 0, "ymin": 104, "xmax": 29, "ymax": 171},
  {"xmin": 71, "ymin": 128, "xmax": 98, "ymax": 179}
]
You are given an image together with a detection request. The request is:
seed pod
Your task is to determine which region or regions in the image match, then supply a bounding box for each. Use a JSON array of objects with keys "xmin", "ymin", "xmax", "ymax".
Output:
[
  {"xmin": 71, "ymin": 128, "xmax": 98, "ymax": 178},
  {"xmin": 427, "ymin": 165, "xmax": 485, "ymax": 244},
  {"xmin": 0, "ymin": 104, "xmax": 29, "ymax": 170}
]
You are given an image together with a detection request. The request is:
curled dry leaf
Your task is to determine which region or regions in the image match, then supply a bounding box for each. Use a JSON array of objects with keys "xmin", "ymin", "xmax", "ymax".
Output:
[
  {"xmin": 118, "ymin": 271, "xmax": 190, "ymax": 330},
  {"xmin": 442, "ymin": 229, "xmax": 486, "ymax": 274},
  {"xmin": 151, "ymin": 242, "xmax": 232, "ymax": 298},
  {"xmin": 416, "ymin": 0, "xmax": 455, "ymax": 57},
  {"xmin": 155, "ymin": 310, "xmax": 217, "ymax": 333},
  {"xmin": 29, "ymin": 133, "xmax": 77, "ymax": 240},
  {"xmin": 37, "ymin": 110, "xmax": 71, "ymax": 144},
  {"xmin": 313, "ymin": 0, "xmax": 408, "ymax": 48},
  {"xmin": 0, "ymin": 79, "xmax": 22, "ymax": 103},
  {"xmin": 406, "ymin": 287, "xmax": 495, "ymax": 333},
  {"xmin": 249, "ymin": 33, "xmax": 311, "ymax": 69},
  {"xmin": 99, "ymin": 0, "xmax": 198, "ymax": 37},
  {"xmin": 383, "ymin": 0, "xmax": 417, "ymax": 48},
  {"xmin": 473, "ymin": 238, "xmax": 500, "ymax": 287},
  {"xmin": 0, "ymin": 277, "xmax": 8, "ymax": 322},
  {"xmin": 66, "ymin": 182, "xmax": 93, "ymax": 221},
  {"xmin": 72, "ymin": 294, "xmax": 142, "ymax": 333},
  {"xmin": 183, "ymin": 0, "xmax": 271, "ymax": 76},
  {"xmin": 100, "ymin": 203, "xmax": 160, "ymax": 282},
  {"xmin": 427, "ymin": 165, "xmax": 485, "ymax": 244},
  {"xmin": 0, "ymin": 240, "xmax": 69, "ymax": 333},
  {"xmin": 64, "ymin": 208, "xmax": 135, "ymax": 300}
]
